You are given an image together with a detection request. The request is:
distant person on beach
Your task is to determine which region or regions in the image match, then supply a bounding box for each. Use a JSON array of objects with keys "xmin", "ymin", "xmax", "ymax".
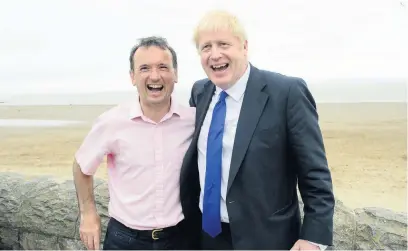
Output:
[
  {"xmin": 73, "ymin": 36, "xmax": 196, "ymax": 250},
  {"xmin": 179, "ymin": 10, "xmax": 335, "ymax": 250}
]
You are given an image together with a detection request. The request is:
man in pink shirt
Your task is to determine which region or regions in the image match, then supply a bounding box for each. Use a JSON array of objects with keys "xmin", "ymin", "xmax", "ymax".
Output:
[{"xmin": 73, "ymin": 36, "xmax": 196, "ymax": 250}]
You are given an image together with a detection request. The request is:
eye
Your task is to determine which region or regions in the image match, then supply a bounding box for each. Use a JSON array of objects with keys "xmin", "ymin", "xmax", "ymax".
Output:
[
  {"xmin": 201, "ymin": 44, "xmax": 210, "ymax": 51},
  {"xmin": 140, "ymin": 66, "xmax": 149, "ymax": 71}
]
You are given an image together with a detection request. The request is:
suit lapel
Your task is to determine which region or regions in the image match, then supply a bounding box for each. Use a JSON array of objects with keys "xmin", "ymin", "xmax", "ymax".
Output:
[{"xmin": 227, "ymin": 66, "xmax": 269, "ymax": 193}]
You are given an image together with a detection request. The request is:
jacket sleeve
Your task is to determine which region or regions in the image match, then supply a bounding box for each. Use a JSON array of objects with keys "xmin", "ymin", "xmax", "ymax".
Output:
[{"xmin": 286, "ymin": 78, "xmax": 335, "ymax": 246}]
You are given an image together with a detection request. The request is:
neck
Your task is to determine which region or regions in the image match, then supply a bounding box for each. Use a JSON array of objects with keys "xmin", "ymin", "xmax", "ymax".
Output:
[
  {"xmin": 239, "ymin": 61, "xmax": 249, "ymax": 78},
  {"xmin": 140, "ymin": 98, "xmax": 171, "ymax": 123}
]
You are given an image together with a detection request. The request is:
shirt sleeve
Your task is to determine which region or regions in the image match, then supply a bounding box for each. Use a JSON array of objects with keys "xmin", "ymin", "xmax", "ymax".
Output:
[{"xmin": 75, "ymin": 116, "xmax": 112, "ymax": 175}]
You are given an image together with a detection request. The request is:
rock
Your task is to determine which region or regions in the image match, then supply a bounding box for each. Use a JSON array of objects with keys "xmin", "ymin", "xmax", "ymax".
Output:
[
  {"xmin": 0, "ymin": 227, "xmax": 19, "ymax": 249},
  {"xmin": 297, "ymin": 190, "xmax": 407, "ymax": 250},
  {"xmin": 16, "ymin": 177, "xmax": 78, "ymax": 238},
  {"xmin": 354, "ymin": 207, "xmax": 407, "ymax": 250},
  {"xmin": 58, "ymin": 237, "xmax": 87, "ymax": 250},
  {"xmin": 0, "ymin": 173, "xmax": 26, "ymax": 227},
  {"xmin": 20, "ymin": 232, "xmax": 59, "ymax": 250},
  {"xmin": 0, "ymin": 172, "xmax": 407, "ymax": 250},
  {"xmin": 332, "ymin": 200, "xmax": 356, "ymax": 249},
  {"xmin": 94, "ymin": 180, "xmax": 110, "ymax": 242}
]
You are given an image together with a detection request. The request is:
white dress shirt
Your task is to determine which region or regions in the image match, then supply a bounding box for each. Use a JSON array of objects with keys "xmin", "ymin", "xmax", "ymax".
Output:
[
  {"xmin": 198, "ymin": 64, "xmax": 250, "ymax": 223},
  {"xmin": 197, "ymin": 64, "xmax": 326, "ymax": 250}
]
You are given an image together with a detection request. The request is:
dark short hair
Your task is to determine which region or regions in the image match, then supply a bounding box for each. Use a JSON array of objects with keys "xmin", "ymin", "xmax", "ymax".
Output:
[{"xmin": 129, "ymin": 36, "xmax": 178, "ymax": 71}]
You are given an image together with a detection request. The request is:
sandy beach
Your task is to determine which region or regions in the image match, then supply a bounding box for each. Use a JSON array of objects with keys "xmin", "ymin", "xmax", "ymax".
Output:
[{"xmin": 0, "ymin": 103, "xmax": 406, "ymax": 213}]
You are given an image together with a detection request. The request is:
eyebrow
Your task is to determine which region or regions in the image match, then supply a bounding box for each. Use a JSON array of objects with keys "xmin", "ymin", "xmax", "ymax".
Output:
[
  {"xmin": 201, "ymin": 40, "xmax": 229, "ymax": 47},
  {"xmin": 138, "ymin": 63, "xmax": 170, "ymax": 68}
]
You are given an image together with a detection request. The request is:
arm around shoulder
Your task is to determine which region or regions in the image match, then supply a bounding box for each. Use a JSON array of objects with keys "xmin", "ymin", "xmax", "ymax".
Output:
[{"xmin": 286, "ymin": 78, "xmax": 335, "ymax": 246}]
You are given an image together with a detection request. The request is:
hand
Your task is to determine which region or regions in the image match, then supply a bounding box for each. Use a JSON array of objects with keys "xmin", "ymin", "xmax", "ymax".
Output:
[
  {"xmin": 290, "ymin": 239, "xmax": 320, "ymax": 250},
  {"xmin": 79, "ymin": 212, "xmax": 101, "ymax": 250}
]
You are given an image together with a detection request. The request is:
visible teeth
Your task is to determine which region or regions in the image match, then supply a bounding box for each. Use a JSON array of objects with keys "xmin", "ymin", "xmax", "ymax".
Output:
[
  {"xmin": 147, "ymin": 84, "xmax": 163, "ymax": 88},
  {"xmin": 212, "ymin": 64, "xmax": 227, "ymax": 69}
]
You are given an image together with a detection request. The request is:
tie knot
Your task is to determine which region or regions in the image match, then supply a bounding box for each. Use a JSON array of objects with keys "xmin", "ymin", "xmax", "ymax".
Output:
[{"xmin": 219, "ymin": 91, "xmax": 228, "ymax": 102}]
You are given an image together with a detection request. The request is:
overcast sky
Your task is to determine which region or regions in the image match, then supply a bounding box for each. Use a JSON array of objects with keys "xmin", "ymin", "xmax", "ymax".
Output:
[{"xmin": 0, "ymin": 0, "xmax": 406, "ymax": 95}]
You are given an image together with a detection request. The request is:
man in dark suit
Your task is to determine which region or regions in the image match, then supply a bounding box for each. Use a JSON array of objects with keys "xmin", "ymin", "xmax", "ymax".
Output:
[{"xmin": 180, "ymin": 10, "xmax": 335, "ymax": 250}]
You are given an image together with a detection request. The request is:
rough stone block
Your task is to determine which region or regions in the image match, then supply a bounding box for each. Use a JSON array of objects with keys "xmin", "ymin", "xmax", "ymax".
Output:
[
  {"xmin": 16, "ymin": 178, "xmax": 78, "ymax": 238},
  {"xmin": 354, "ymin": 207, "xmax": 407, "ymax": 250},
  {"xmin": 1, "ymin": 173, "xmax": 406, "ymax": 250},
  {"xmin": 332, "ymin": 200, "xmax": 357, "ymax": 249},
  {"xmin": 0, "ymin": 227, "xmax": 19, "ymax": 249},
  {"xmin": 20, "ymin": 232, "xmax": 59, "ymax": 250},
  {"xmin": 94, "ymin": 181, "xmax": 110, "ymax": 241},
  {"xmin": 58, "ymin": 237, "xmax": 87, "ymax": 250},
  {"xmin": 0, "ymin": 173, "xmax": 26, "ymax": 227}
]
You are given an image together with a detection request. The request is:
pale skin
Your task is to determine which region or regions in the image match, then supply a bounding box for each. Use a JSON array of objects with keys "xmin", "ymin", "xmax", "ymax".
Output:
[
  {"xmin": 73, "ymin": 45, "xmax": 177, "ymax": 250},
  {"xmin": 291, "ymin": 240, "xmax": 320, "ymax": 250},
  {"xmin": 197, "ymin": 30, "xmax": 249, "ymax": 90},
  {"xmin": 73, "ymin": 160, "xmax": 100, "ymax": 250},
  {"xmin": 130, "ymin": 46, "xmax": 178, "ymax": 123},
  {"xmin": 196, "ymin": 30, "xmax": 320, "ymax": 251}
]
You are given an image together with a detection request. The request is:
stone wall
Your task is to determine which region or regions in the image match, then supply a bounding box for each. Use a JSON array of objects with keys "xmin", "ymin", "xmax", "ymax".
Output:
[{"xmin": 0, "ymin": 172, "xmax": 406, "ymax": 250}]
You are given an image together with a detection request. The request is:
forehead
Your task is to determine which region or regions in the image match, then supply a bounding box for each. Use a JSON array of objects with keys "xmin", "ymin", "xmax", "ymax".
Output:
[
  {"xmin": 133, "ymin": 46, "xmax": 173, "ymax": 66},
  {"xmin": 197, "ymin": 30, "xmax": 240, "ymax": 45}
]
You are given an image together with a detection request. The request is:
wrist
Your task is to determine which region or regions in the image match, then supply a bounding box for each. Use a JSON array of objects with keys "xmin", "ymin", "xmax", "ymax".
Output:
[{"xmin": 80, "ymin": 206, "xmax": 98, "ymax": 216}]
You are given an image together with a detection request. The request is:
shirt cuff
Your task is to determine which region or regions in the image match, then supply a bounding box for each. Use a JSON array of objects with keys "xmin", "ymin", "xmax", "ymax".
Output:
[{"xmin": 308, "ymin": 241, "xmax": 327, "ymax": 251}]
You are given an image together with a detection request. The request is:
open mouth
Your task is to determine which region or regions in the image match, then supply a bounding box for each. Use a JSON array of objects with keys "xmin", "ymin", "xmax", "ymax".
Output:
[
  {"xmin": 211, "ymin": 63, "xmax": 229, "ymax": 72},
  {"xmin": 147, "ymin": 84, "xmax": 164, "ymax": 92}
]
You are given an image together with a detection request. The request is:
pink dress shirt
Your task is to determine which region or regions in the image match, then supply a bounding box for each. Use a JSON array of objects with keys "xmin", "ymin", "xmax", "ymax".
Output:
[{"xmin": 75, "ymin": 97, "xmax": 195, "ymax": 230}]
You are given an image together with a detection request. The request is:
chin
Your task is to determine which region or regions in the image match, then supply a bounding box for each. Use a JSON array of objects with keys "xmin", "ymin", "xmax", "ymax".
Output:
[
  {"xmin": 210, "ymin": 77, "xmax": 232, "ymax": 89},
  {"xmin": 149, "ymin": 95, "xmax": 164, "ymax": 100},
  {"xmin": 152, "ymin": 94, "xmax": 171, "ymax": 103}
]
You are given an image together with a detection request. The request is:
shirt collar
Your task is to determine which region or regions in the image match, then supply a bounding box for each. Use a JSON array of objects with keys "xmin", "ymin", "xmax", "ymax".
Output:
[
  {"xmin": 129, "ymin": 95, "xmax": 184, "ymax": 120},
  {"xmin": 215, "ymin": 63, "xmax": 250, "ymax": 102}
]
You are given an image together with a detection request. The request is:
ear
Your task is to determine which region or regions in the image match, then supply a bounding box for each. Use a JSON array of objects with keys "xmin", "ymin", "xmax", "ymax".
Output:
[
  {"xmin": 243, "ymin": 40, "xmax": 248, "ymax": 56},
  {"xmin": 129, "ymin": 70, "xmax": 136, "ymax": 86},
  {"xmin": 174, "ymin": 69, "xmax": 178, "ymax": 83}
]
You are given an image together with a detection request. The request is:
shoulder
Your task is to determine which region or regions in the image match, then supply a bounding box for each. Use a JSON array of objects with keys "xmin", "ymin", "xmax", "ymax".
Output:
[
  {"xmin": 192, "ymin": 78, "xmax": 210, "ymax": 94},
  {"xmin": 257, "ymin": 68, "xmax": 307, "ymax": 92},
  {"xmin": 176, "ymin": 102, "xmax": 196, "ymax": 122},
  {"xmin": 256, "ymin": 68, "xmax": 316, "ymax": 110},
  {"xmin": 249, "ymin": 66, "xmax": 310, "ymax": 102},
  {"xmin": 92, "ymin": 101, "xmax": 132, "ymax": 127},
  {"xmin": 193, "ymin": 78, "xmax": 209, "ymax": 86}
]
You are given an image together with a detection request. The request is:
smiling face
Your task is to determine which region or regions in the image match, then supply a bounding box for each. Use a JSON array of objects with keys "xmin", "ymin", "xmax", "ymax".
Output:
[
  {"xmin": 197, "ymin": 30, "xmax": 248, "ymax": 90},
  {"xmin": 130, "ymin": 46, "xmax": 177, "ymax": 107}
]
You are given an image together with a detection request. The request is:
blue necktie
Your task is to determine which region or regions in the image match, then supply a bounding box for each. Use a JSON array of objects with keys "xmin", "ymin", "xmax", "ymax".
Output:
[{"xmin": 202, "ymin": 90, "xmax": 228, "ymax": 237}]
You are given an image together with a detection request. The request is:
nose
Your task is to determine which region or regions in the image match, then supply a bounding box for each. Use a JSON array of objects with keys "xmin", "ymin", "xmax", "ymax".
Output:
[
  {"xmin": 209, "ymin": 47, "xmax": 222, "ymax": 61},
  {"xmin": 149, "ymin": 68, "xmax": 160, "ymax": 82}
]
